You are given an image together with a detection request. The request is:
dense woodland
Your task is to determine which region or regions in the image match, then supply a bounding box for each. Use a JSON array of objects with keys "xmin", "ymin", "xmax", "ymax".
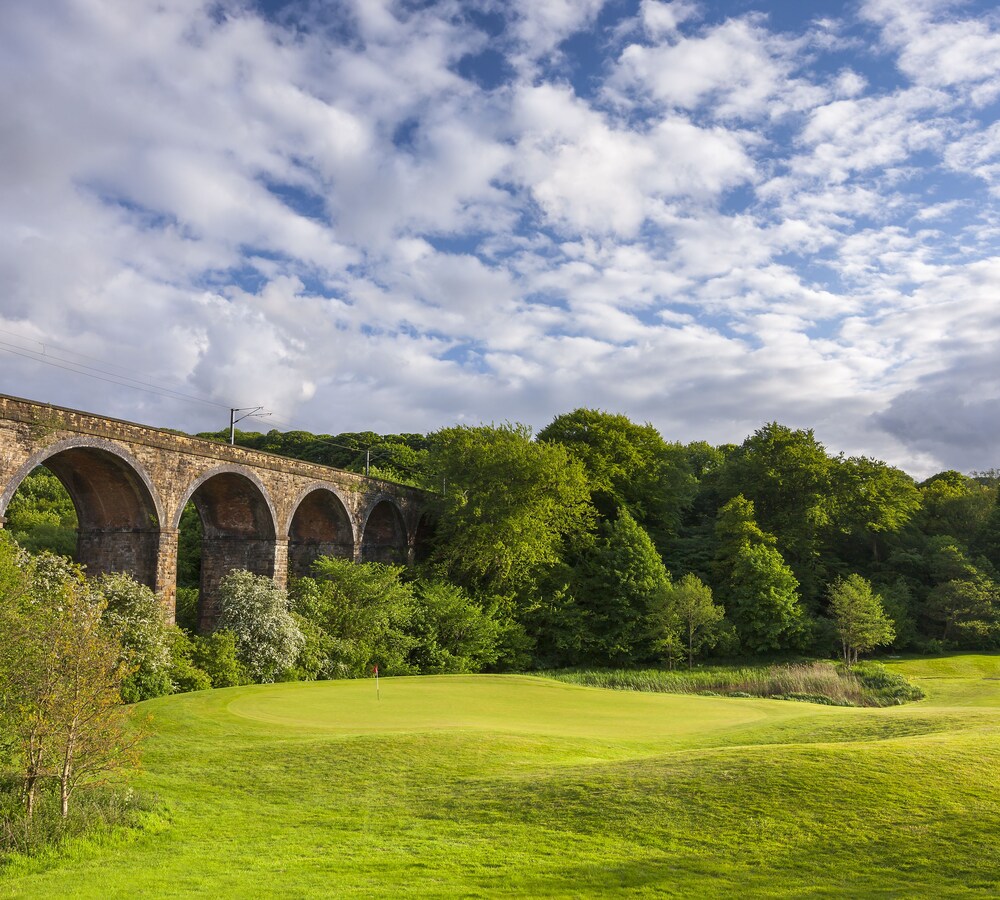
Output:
[{"xmin": 6, "ymin": 410, "xmax": 1000, "ymax": 673}]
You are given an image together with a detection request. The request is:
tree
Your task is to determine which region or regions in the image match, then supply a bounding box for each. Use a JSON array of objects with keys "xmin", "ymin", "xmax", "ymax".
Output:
[
  {"xmin": 667, "ymin": 574, "xmax": 725, "ymax": 668},
  {"xmin": 828, "ymin": 574, "xmax": 895, "ymax": 665},
  {"xmin": 0, "ymin": 540, "xmax": 141, "ymax": 818},
  {"xmin": 409, "ymin": 580, "xmax": 504, "ymax": 674},
  {"xmin": 3, "ymin": 467, "xmax": 78, "ymax": 557},
  {"xmin": 216, "ymin": 571, "xmax": 304, "ymax": 683},
  {"xmin": 718, "ymin": 423, "xmax": 833, "ymax": 598},
  {"xmin": 832, "ymin": 456, "xmax": 921, "ymax": 562},
  {"xmin": 714, "ymin": 496, "xmax": 804, "ymax": 653},
  {"xmin": 574, "ymin": 511, "xmax": 673, "ymax": 665},
  {"xmin": 537, "ymin": 408, "xmax": 696, "ymax": 545},
  {"xmin": 290, "ymin": 557, "xmax": 417, "ymax": 678},
  {"xmin": 428, "ymin": 423, "xmax": 594, "ymax": 599}
]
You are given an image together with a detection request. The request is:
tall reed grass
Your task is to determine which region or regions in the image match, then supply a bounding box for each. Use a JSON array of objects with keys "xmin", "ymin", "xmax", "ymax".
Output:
[{"xmin": 544, "ymin": 660, "xmax": 923, "ymax": 707}]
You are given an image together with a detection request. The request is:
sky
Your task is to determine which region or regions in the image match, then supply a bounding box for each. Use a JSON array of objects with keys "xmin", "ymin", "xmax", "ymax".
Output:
[{"xmin": 2, "ymin": 0, "xmax": 999, "ymax": 478}]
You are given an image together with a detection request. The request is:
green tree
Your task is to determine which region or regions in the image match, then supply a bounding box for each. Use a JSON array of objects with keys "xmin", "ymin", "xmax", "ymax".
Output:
[
  {"xmin": 832, "ymin": 456, "xmax": 921, "ymax": 562},
  {"xmin": 925, "ymin": 575, "xmax": 999, "ymax": 647},
  {"xmin": 428, "ymin": 423, "xmax": 594, "ymax": 599},
  {"xmin": 714, "ymin": 496, "xmax": 804, "ymax": 653},
  {"xmin": 4, "ymin": 467, "xmax": 78, "ymax": 557},
  {"xmin": 216, "ymin": 571, "xmax": 304, "ymax": 683},
  {"xmin": 718, "ymin": 423, "xmax": 833, "ymax": 599},
  {"xmin": 575, "ymin": 511, "xmax": 672, "ymax": 665},
  {"xmin": 408, "ymin": 580, "xmax": 504, "ymax": 674},
  {"xmin": 290, "ymin": 557, "xmax": 417, "ymax": 677},
  {"xmin": 537, "ymin": 408, "xmax": 696, "ymax": 545},
  {"xmin": 0, "ymin": 541, "xmax": 141, "ymax": 818},
  {"xmin": 828, "ymin": 574, "xmax": 895, "ymax": 664},
  {"xmin": 919, "ymin": 471, "xmax": 996, "ymax": 546},
  {"xmin": 666, "ymin": 573, "xmax": 725, "ymax": 668}
]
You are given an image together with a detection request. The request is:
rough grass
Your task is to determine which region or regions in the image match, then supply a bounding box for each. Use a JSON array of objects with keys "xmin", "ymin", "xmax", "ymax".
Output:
[
  {"xmin": 3, "ymin": 657, "xmax": 1000, "ymax": 898},
  {"xmin": 543, "ymin": 659, "xmax": 923, "ymax": 706}
]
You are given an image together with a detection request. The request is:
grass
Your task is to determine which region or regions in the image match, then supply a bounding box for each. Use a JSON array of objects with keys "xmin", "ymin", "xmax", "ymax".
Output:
[
  {"xmin": 3, "ymin": 654, "xmax": 1000, "ymax": 897},
  {"xmin": 542, "ymin": 659, "xmax": 924, "ymax": 706}
]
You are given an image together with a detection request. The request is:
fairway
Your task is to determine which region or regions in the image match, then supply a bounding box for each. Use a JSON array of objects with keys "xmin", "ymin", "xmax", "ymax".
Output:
[{"xmin": 5, "ymin": 659, "xmax": 1000, "ymax": 898}]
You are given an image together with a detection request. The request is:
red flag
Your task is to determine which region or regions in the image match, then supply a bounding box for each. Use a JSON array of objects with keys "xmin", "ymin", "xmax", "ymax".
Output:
[{"xmin": 373, "ymin": 665, "xmax": 378, "ymax": 675}]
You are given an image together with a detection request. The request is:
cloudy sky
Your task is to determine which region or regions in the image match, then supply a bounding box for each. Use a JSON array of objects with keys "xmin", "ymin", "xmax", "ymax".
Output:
[{"xmin": 2, "ymin": 0, "xmax": 999, "ymax": 477}]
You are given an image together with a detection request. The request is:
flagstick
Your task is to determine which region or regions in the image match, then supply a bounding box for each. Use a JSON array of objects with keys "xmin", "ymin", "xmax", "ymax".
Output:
[{"xmin": 375, "ymin": 665, "xmax": 380, "ymax": 701}]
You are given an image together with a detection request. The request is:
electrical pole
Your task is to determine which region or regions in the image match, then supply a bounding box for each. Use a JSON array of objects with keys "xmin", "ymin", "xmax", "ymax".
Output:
[{"xmin": 229, "ymin": 407, "xmax": 270, "ymax": 444}]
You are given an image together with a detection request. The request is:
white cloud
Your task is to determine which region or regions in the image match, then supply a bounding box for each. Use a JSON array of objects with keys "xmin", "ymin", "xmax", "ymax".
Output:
[{"xmin": 0, "ymin": 0, "xmax": 999, "ymax": 477}]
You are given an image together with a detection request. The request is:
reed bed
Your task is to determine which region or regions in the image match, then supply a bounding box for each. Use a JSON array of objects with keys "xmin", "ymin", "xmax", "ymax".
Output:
[{"xmin": 544, "ymin": 660, "xmax": 923, "ymax": 707}]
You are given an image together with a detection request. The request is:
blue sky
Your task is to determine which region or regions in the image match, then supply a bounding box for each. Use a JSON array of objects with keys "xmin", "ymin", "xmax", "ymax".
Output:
[{"xmin": 2, "ymin": 0, "xmax": 1000, "ymax": 476}]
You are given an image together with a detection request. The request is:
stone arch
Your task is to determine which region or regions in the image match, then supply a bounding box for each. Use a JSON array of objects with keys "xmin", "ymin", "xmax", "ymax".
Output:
[
  {"xmin": 412, "ymin": 511, "xmax": 436, "ymax": 564},
  {"xmin": 360, "ymin": 496, "xmax": 408, "ymax": 564},
  {"xmin": 0, "ymin": 437, "xmax": 163, "ymax": 589},
  {"xmin": 286, "ymin": 484, "xmax": 356, "ymax": 578},
  {"xmin": 175, "ymin": 465, "xmax": 279, "ymax": 631}
]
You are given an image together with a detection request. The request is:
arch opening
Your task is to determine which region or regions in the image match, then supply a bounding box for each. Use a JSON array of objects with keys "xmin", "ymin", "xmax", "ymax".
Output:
[
  {"xmin": 184, "ymin": 471, "xmax": 277, "ymax": 632},
  {"xmin": 360, "ymin": 500, "xmax": 408, "ymax": 564},
  {"xmin": 11, "ymin": 447, "xmax": 161, "ymax": 588},
  {"xmin": 413, "ymin": 512, "xmax": 436, "ymax": 564},
  {"xmin": 288, "ymin": 489, "xmax": 354, "ymax": 578}
]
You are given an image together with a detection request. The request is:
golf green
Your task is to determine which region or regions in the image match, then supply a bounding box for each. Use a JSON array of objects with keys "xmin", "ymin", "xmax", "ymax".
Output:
[{"xmin": 4, "ymin": 658, "xmax": 1000, "ymax": 897}]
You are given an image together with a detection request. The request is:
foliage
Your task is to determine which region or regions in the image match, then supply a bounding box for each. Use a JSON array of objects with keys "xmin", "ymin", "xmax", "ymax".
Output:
[
  {"xmin": 545, "ymin": 659, "xmax": 923, "ymax": 707},
  {"xmin": 832, "ymin": 456, "xmax": 921, "ymax": 562},
  {"xmin": 427, "ymin": 423, "xmax": 594, "ymax": 598},
  {"xmin": 714, "ymin": 496, "xmax": 805, "ymax": 653},
  {"xmin": 572, "ymin": 511, "xmax": 673, "ymax": 666},
  {"xmin": 0, "ymin": 539, "xmax": 143, "ymax": 821},
  {"xmin": 95, "ymin": 572, "xmax": 173, "ymax": 702},
  {"xmin": 408, "ymin": 580, "xmax": 504, "ymax": 674},
  {"xmin": 290, "ymin": 558, "xmax": 417, "ymax": 678},
  {"xmin": 664, "ymin": 573, "xmax": 725, "ymax": 668},
  {"xmin": 190, "ymin": 631, "xmax": 248, "ymax": 687},
  {"xmin": 216, "ymin": 571, "xmax": 304, "ymax": 683},
  {"xmin": 174, "ymin": 586, "xmax": 199, "ymax": 634},
  {"xmin": 827, "ymin": 574, "xmax": 895, "ymax": 664},
  {"xmin": 919, "ymin": 471, "xmax": 997, "ymax": 545},
  {"xmin": 537, "ymin": 408, "xmax": 696, "ymax": 544},
  {"xmin": 3, "ymin": 468, "xmax": 77, "ymax": 558},
  {"xmin": 175, "ymin": 503, "xmax": 202, "ymax": 591},
  {"xmin": 717, "ymin": 423, "xmax": 833, "ymax": 597},
  {"xmin": 164, "ymin": 628, "xmax": 212, "ymax": 693}
]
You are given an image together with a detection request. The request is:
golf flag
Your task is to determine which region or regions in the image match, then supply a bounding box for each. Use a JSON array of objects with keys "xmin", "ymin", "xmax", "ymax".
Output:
[{"xmin": 373, "ymin": 664, "xmax": 380, "ymax": 700}]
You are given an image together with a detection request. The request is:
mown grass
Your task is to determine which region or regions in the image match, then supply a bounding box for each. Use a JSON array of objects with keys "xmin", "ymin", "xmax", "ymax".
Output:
[
  {"xmin": 3, "ymin": 656, "xmax": 1000, "ymax": 898},
  {"xmin": 543, "ymin": 659, "xmax": 924, "ymax": 706}
]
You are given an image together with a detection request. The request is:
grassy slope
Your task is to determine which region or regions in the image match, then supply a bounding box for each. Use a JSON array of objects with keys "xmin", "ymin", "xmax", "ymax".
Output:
[{"xmin": 5, "ymin": 657, "xmax": 1000, "ymax": 898}]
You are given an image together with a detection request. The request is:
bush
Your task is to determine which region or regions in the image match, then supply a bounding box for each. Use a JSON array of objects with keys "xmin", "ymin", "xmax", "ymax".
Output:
[
  {"xmin": 217, "ymin": 571, "xmax": 303, "ymax": 683},
  {"xmin": 191, "ymin": 631, "xmax": 248, "ymax": 688},
  {"xmin": 290, "ymin": 559, "xmax": 417, "ymax": 678},
  {"xmin": 409, "ymin": 580, "xmax": 503, "ymax": 674},
  {"xmin": 165, "ymin": 628, "xmax": 212, "ymax": 693},
  {"xmin": 96, "ymin": 572, "xmax": 173, "ymax": 703}
]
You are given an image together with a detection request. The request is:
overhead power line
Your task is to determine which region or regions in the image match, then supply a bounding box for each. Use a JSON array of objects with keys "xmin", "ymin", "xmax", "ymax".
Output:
[{"xmin": 0, "ymin": 334, "xmax": 229, "ymax": 409}]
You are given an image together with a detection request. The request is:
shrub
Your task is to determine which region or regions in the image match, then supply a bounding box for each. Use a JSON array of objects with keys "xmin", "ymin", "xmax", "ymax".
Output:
[
  {"xmin": 216, "ymin": 571, "xmax": 303, "ymax": 683},
  {"xmin": 96, "ymin": 572, "xmax": 173, "ymax": 702},
  {"xmin": 191, "ymin": 631, "xmax": 248, "ymax": 688},
  {"xmin": 409, "ymin": 580, "xmax": 503, "ymax": 674},
  {"xmin": 165, "ymin": 628, "xmax": 212, "ymax": 693},
  {"xmin": 290, "ymin": 559, "xmax": 417, "ymax": 678}
]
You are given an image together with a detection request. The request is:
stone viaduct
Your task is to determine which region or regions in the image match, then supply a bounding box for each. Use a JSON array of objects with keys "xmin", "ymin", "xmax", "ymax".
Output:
[{"xmin": 0, "ymin": 394, "xmax": 431, "ymax": 630}]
